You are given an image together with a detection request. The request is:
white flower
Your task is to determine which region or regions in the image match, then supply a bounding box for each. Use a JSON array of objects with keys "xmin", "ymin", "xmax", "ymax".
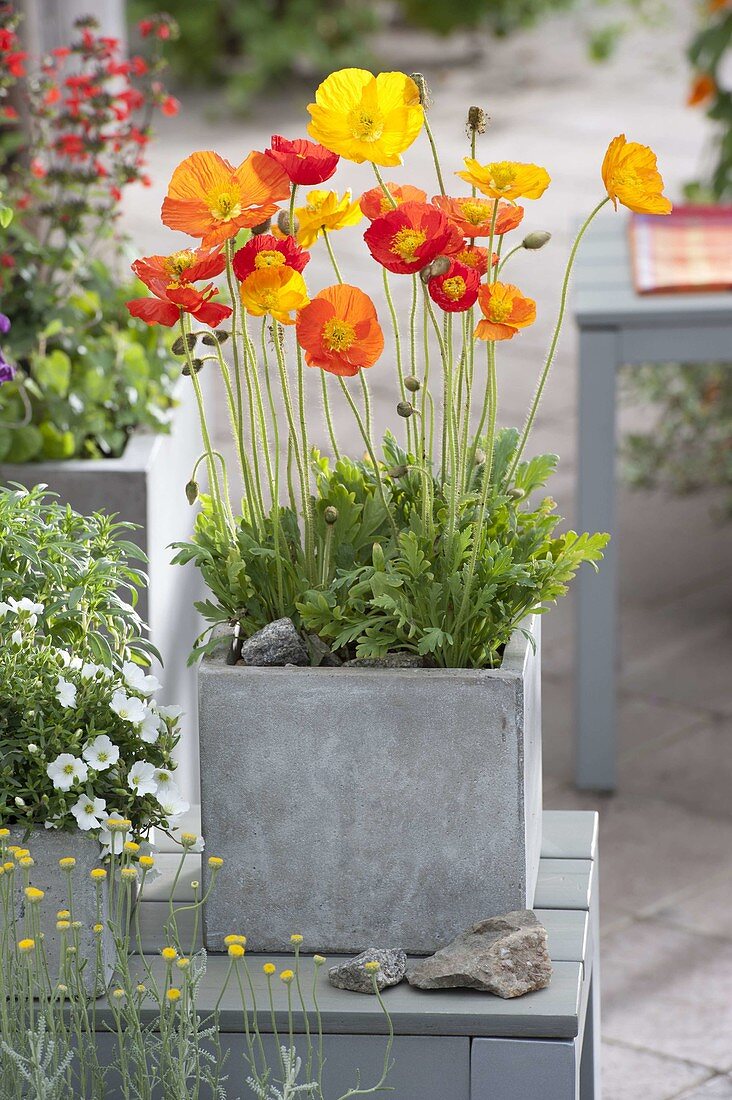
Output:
[
  {"xmin": 157, "ymin": 704, "xmax": 183, "ymax": 723},
  {"xmin": 11, "ymin": 629, "xmax": 22, "ymax": 646},
  {"xmin": 0, "ymin": 601, "xmax": 9, "ymax": 617},
  {"xmin": 123, "ymin": 661, "xmax": 161, "ymax": 696},
  {"xmin": 157, "ymin": 790, "xmax": 190, "ymax": 819},
  {"xmin": 139, "ymin": 708, "xmax": 161, "ymax": 745},
  {"xmin": 110, "ymin": 690, "xmax": 147, "ymax": 725},
  {"xmin": 128, "ymin": 760, "xmax": 157, "ymax": 797},
  {"xmin": 55, "ymin": 677, "xmax": 77, "ymax": 709},
  {"xmin": 98, "ymin": 828, "xmax": 125, "ymax": 855},
  {"xmin": 80, "ymin": 662, "xmax": 100, "ymax": 680},
  {"xmin": 153, "ymin": 768, "xmax": 178, "ymax": 794},
  {"xmin": 7, "ymin": 597, "xmax": 44, "ymax": 624},
  {"xmin": 70, "ymin": 794, "xmax": 107, "ymax": 831},
  {"xmin": 82, "ymin": 734, "xmax": 119, "ymax": 772},
  {"xmin": 46, "ymin": 754, "xmax": 88, "ymax": 792}
]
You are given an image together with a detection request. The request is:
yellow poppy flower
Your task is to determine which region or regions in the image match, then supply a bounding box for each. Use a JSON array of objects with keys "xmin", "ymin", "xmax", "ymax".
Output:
[
  {"xmin": 601, "ymin": 134, "xmax": 672, "ymax": 215},
  {"xmin": 456, "ymin": 158, "xmax": 551, "ymax": 202},
  {"xmin": 295, "ymin": 189, "xmax": 362, "ymax": 248},
  {"xmin": 307, "ymin": 68, "xmax": 423, "ymax": 167},
  {"xmin": 239, "ymin": 266, "xmax": 310, "ymax": 326}
]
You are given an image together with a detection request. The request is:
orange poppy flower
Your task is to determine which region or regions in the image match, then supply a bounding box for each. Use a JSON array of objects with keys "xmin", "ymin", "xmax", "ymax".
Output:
[
  {"xmin": 360, "ymin": 182, "xmax": 427, "ymax": 220},
  {"xmin": 232, "ymin": 234, "xmax": 309, "ymax": 281},
  {"xmin": 239, "ymin": 266, "xmax": 309, "ymax": 325},
  {"xmin": 455, "ymin": 244, "xmax": 495, "ymax": 277},
  {"xmin": 427, "ymin": 260, "xmax": 480, "ymax": 313},
  {"xmin": 708, "ymin": 0, "xmax": 730, "ymax": 11},
  {"xmin": 432, "ymin": 195, "xmax": 524, "ymax": 238},
  {"xmin": 363, "ymin": 201, "xmax": 463, "ymax": 275},
  {"xmin": 601, "ymin": 134, "xmax": 672, "ymax": 215},
  {"xmin": 126, "ymin": 280, "xmax": 232, "ymax": 329},
  {"xmin": 296, "ymin": 284, "xmax": 384, "ymax": 376},
  {"xmin": 161, "ymin": 150, "xmax": 290, "ymax": 248},
  {"xmin": 132, "ymin": 246, "xmax": 225, "ymax": 290},
  {"xmin": 456, "ymin": 159, "xmax": 550, "ymax": 202},
  {"xmin": 474, "ymin": 282, "xmax": 536, "ymax": 341},
  {"xmin": 295, "ymin": 189, "xmax": 362, "ymax": 248},
  {"xmin": 687, "ymin": 73, "xmax": 716, "ymax": 108}
]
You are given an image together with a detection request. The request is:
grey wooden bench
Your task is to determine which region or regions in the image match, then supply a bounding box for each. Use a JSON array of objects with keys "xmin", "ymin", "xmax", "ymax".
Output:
[
  {"xmin": 114, "ymin": 809, "xmax": 600, "ymax": 1100},
  {"xmin": 574, "ymin": 217, "xmax": 732, "ymax": 791}
]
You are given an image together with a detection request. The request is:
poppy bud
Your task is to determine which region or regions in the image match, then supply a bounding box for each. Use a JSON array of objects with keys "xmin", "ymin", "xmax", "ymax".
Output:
[
  {"xmin": 473, "ymin": 448, "xmax": 486, "ymax": 466},
  {"xmin": 214, "ymin": 329, "xmax": 230, "ymax": 343},
  {"xmin": 185, "ymin": 480, "xmax": 199, "ymax": 505},
  {"xmin": 387, "ymin": 465, "xmax": 408, "ymax": 478},
  {"xmin": 404, "ymin": 375, "xmax": 421, "ymax": 393},
  {"xmin": 171, "ymin": 332, "xmax": 197, "ymax": 356},
  {"xmin": 324, "ymin": 506, "xmax": 339, "ymax": 525},
  {"xmin": 507, "ymin": 487, "xmax": 525, "ymax": 500},
  {"xmin": 251, "ymin": 218, "xmax": 271, "ymax": 236},
  {"xmin": 277, "ymin": 210, "xmax": 299, "ymax": 237},
  {"xmin": 397, "ymin": 401, "xmax": 414, "ymax": 418},
  {"xmin": 522, "ymin": 231, "xmax": 551, "ymax": 250},
  {"xmin": 410, "ymin": 73, "xmax": 432, "ymax": 108},
  {"xmin": 466, "ymin": 106, "xmax": 487, "ymax": 135},
  {"xmin": 181, "ymin": 359, "xmax": 204, "ymax": 376},
  {"xmin": 430, "ymin": 255, "xmax": 452, "ymax": 278}
]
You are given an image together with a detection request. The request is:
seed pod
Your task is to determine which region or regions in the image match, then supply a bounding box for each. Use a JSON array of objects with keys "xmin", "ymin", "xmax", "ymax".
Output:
[
  {"xmin": 277, "ymin": 210, "xmax": 299, "ymax": 237},
  {"xmin": 410, "ymin": 72, "xmax": 431, "ymax": 108},
  {"xmin": 466, "ymin": 106, "xmax": 487, "ymax": 135},
  {"xmin": 397, "ymin": 401, "xmax": 414, "ymax": 418},
  {"xmin": 429, "ymin": 255, "xmax": 452, "ymax": 278},
  {"xmin": 404, "ymin": 375, "xmax": 421, "ymax": 393},
  {"xmin": 522, "ymin": 230, "xmax": 551, "ymax": 250},
  {"xmin": 181, "ymin": 358, "xmax": 204, "ymax": 376},
  {"xmin": 251, "ymin": 218, "xmax": 271, "ymax": 235},
  {"xmin": 185, "ymin": 480, "xmax": 199, "ymax": 505},
  {"xmin": 171, "ymin": 332, "xmax": 198, "ymax": 356},
  {"xmin": 324, "ymin": 505, "xmax": 339, "ymax": 525}
]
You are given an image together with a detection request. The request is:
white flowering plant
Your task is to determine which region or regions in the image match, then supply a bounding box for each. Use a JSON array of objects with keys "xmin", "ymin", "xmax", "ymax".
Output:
[{"xmin": 0, "ymin": 598, "xmax": 185, "ymax": 840}]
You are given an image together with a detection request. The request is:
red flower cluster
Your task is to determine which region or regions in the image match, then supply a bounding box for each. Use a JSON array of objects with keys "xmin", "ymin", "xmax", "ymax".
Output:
[
  {"xmin": 127, "ymin": 246, "xmax": 232, "ymax": 328},
  {"xmin": 232, "ymin": 234, "xmax": 310, "ymax": 281}
]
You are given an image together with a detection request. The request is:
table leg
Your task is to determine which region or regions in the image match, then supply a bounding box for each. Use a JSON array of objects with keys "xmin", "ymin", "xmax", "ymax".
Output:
[
  {"xmin": 471, "ymin": 1036, "xmax": 579, "ymax": 1099},
  {"xmin": 576, "ymin": 327, "xmax": 620, "ymax": 791}
]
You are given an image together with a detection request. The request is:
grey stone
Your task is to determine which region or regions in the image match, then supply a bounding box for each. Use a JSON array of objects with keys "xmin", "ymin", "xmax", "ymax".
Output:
[
  {"xmin": 307, "ymin": 633, "xmax": 343, "ymax": 667},
  {"xmin": 343, "ymin": 654, "xmax": 427, "ymax": 668},
  {"xmin": 238, "ymin": 618, "xmax": 309, "ymax": 667},
  {"xmin": 329, "ymin": 948, "xmax": 407, "ymax": 994},
  {"xmin": 407, "ymin": 910, "xmax": 552, "ymax": 998},
  {"xmin": 199, "ymin": 616, "xmax": 542, "ymax": 954}
]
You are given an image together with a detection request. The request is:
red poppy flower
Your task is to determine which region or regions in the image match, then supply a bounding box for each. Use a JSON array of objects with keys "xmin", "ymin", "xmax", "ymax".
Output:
[
  {"xmin": 427, "ymin": 260, "xmax": 480, "ymax": 313},
  {"xmin": 363, "ymin": 201, "xmax": 462, "ymax": 275},
  {"xmin": 432, "ymin": 195, "xmax": 524, "ymax": 238},
  {"xmin": 126, "ymin": 279, "xmax": 231, "ymax": 329},
  {"xmin": 132, "ymin": 246, "xmax": 226, "ymax": 290},
  {"xmin": 455, "ymin": 244, "xmax": 495, "ymax": 277},
  {"xmin": 232, "ymin": 234, "xmax": 309, "ymax": 281},
  {"xmin": 296, "ymin": 284, "xmax": 383, "ymax": 376},
  {"xmin": 359, "ymin": 182, "xmax": 427, "ymax": 220},
  {"xmin": 265, "ymin": 135, "xmax": 339, "ymax": 185}
]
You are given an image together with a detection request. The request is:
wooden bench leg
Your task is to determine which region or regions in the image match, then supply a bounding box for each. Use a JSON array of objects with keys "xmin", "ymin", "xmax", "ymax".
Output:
[{"xmin": 471, "ymin": 1036, "xmax": 579, "ymax": 1100}]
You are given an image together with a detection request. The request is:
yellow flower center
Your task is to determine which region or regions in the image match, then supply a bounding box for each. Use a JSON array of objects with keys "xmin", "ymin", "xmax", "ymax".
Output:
[
  {"xmin": 489, "ymin": 296, "xmax": 513, "ymax": 323},
  {"xmin": 441, "ymin": 276, "xmax": 467, "ymax": 301},
  {"xmin": 62, "ymin": 763, "xmax": 74, "ymax": 775},
  {"xmin": 489, "ymin": 162, "xmax": 517, "ymax": 191},
  {"xmin": 254, "ymin": 250, "xmax": 286, "ymax": 269},
  {"xmin": 348, "ymin": 107, "xmax": 384, "ymax": 143},
  {"xmin": 210, "ymin": 192, "xmax": 242, "ymax": 222},
  {"xmin": 164, "ymin": 250, "xmax": 197, "ymax": 282},
  {"xmin": 322, "ymin": 318, "xmax": 356, "ymax": 352},
  {"xmin": 458, "ymin": 200, "xmax": 489, "ymax": 225},
  {"xmin": 391, "ymin": 227, "xmax": 426, "ymax": 263},
  {"xmin": 260, "ymin": 290, "xmax": 278, "ymax": 310}
]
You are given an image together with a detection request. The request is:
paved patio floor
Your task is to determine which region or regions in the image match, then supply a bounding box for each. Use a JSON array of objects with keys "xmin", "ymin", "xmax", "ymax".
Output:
[{"xmin": 123, "ymin": 2, "xmax": 732, "ymax": 1094}]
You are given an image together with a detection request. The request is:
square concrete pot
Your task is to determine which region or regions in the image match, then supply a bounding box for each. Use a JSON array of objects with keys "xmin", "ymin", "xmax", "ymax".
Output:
[
  {"xmin": 0, "ymin": 381, "xmax": 205, "ymax": 798},
  {"xmin": 199, "ymin": 616, "xmax": 542, "ymax": 955},
  {"xmin": 6, "ymin": 828, "xmax": 113, "ymax": 996}
]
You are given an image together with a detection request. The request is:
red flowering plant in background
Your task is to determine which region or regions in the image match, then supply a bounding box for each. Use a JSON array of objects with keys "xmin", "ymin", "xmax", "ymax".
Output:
[{"xmin": 0, "ymin": 9, "xmax": 184, "ymax": 462}]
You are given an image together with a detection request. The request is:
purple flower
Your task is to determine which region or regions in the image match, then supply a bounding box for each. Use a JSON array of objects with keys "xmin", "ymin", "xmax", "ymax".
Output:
[
  {"xmin": 0, "ymin": 313, "xmax": 10, "ymax": 335},
  {"xmin": 0, "ymin": 352, "xmax": 15, "ymax": 385}
]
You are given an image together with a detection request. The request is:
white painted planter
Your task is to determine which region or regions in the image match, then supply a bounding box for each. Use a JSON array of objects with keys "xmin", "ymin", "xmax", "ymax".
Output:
[
  {"xmin": 7, "ymin": 828, "xmax": 113, "ymax": 995},
  {"xmin": 198, "ymin": 616, "xmax": 542, "ymax": 955},
  {"xmin": 0, "ymin": 382, "xmax": 205, "ymax": 798}
]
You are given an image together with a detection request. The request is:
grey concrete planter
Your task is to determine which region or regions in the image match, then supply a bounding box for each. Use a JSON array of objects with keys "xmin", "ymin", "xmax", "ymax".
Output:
[
  {"xmin": 199, "ymin": 616, "xmax": 542, "ymax": 955},
  {"xmin": 0, "ymin": 381, "xmax": 205, "ymax": 797},
  {"xmin": 8, "ymin": 828, "xmax": 113, "ymax": 995}
]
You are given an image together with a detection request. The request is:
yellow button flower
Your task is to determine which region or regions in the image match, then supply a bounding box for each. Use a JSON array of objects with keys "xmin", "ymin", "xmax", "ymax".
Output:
[
  {"xmin": 24, "ymin": 886, "xmax": 44, "ymax": 903},
  {"xmin": 295, "ymin": 189, "xmax": 362, "ymax": 248},
  {"xmin": 263, "ymin": 962, "xmax": 276, "ymax": 975},
  {"xmin": 456, "ymin": 158, "xmax": 551, "ymax": 202},
  {"xmin": 601, "ymin": 134, "xmax": 672, "ymax": 215},
  {"xmin": 90, "ymin": 868, "xmax": 107, "ymax": 881},
  {"xmin": 59, "ymin": 857, "xmax": 76, "ymax": 870},
  {"xmin": 223, "ymin": 934, "xmax": 247, "ymax": 946},
  {"xmin": 161, "ymin": 946, "xmax": 177, "ymax": 962},
  {"xmin": 279, "ymin": 969, "xmax": 294, "ymax": 983},
  {"xmin": 307, "ymin": 68, "xmax": 423, "ymax": 167},
  {"xmin": 228, "ymin": 943, "xmax": 245, "ymax": 959},
  {"xmin": 138, "ymin": 855, "xmax": 155, "ymax": 870},
  {"xmin": 166, "ymin": 987, "xmax": 181, "ymax": 1003},
  {"xmin": 18, "ymin": 938, "xmax": 35, "ymax": 953},
  {"xmin": 239, "ymin": 267, "xmax": 309, "ymax": 326}
]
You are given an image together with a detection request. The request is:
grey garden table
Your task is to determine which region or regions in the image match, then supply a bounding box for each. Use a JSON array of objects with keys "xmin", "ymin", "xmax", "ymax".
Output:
[
  {"xmin": 574, "ymin": 216, "xmax": 732, "ymax": 791},
  {"xmin": 111, "ymin": 809, "xmax": 601, "ymax": 1100}
]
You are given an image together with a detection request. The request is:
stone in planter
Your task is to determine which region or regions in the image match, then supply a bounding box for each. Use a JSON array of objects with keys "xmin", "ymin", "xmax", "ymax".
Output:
[
  {"xmin": 329, "ymin": 948, "xmax": 407, "ymax": 994},
  {"xmin": 6, "ymin": 828, "xmax": 112, "ymax": 995},
  {"xmin": 0, "ymin": 381, "xmax": 205, "ymax": 799},
  {"xmin": 199, "ymin": 616, "xmax": 542, "ymax": 955}
]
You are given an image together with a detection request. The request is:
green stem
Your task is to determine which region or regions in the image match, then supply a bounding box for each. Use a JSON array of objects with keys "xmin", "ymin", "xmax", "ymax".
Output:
[
  {"xmin": 322, "ymin": 228, "xmax": 343, "ymax": 283},
  {"xmin": 372, "ymin": 163, "xmax": 398, "ymax": 208},
  {"xmin": 338, "ymin": 376, "xmax": 398, "ymax": 539},
  {"xmin": 320, "ymin": 371, "xmax": 340, "ymax": 460},
  {"xmin": 273, "ymin": 324, "xmax": 314, "ymax": 577},
  {"xmin": 382, "ymin": 265, "xmax": 409, "ymax": 450},
  {"xmin": 225, "ymin": 240, "xmax": 261, "ymax": 530},
  {"xmin": 506, "ymin": 196, "xmax": 610, "ymax": 484},
  {"xmin": 261, "ymin": 319, "xmax": 285, "ymax": 615}
]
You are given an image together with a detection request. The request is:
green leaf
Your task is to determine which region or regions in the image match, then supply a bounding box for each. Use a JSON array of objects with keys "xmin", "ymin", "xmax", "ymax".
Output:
[{"xmin": 33, "ymin": 350, "xmax": 71, "ymax": 397}]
